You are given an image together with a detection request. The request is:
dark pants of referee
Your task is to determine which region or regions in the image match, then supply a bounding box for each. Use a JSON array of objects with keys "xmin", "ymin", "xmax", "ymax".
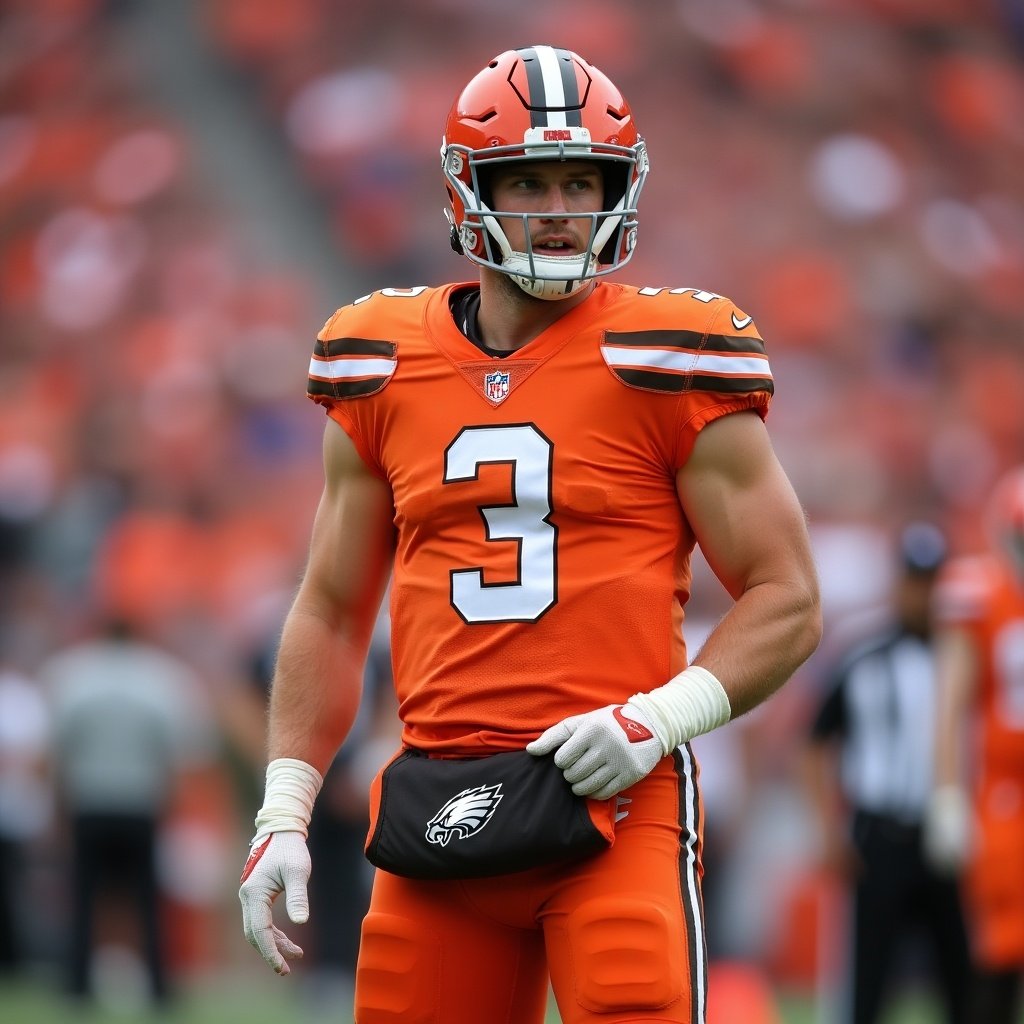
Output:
[
  {"xmin": 848, "ymin": 810, "xmax": 971, "ymax": 1024},
  {"xmin": 0, "ymin": 837, "xmax": 19, "ymax": 973},
  {"xmin": 68, "ymin": 812, "xmax": 169, "ymax": 1005},
  {"xmin": 306, "ymin": 810, "xmax": 370, "ymax": 973}
]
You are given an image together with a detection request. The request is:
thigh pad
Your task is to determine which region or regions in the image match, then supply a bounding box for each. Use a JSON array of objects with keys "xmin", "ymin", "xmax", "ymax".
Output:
[
  {"xmin": 355, "ymin": 912, "xmax": 434, "ymax": 1024},
  {"xmin": 566, "ymin": 896, "xmax": 685, "ymax": 1013}
]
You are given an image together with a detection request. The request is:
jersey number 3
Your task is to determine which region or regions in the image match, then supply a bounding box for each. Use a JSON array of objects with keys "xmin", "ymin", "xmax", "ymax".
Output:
[{"xmin": 443, "ymin": 424, "xmax": 557, "ymax": 624}]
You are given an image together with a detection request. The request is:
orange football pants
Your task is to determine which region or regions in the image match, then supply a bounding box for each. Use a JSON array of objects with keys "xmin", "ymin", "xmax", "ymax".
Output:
[
  {"xmin": 967, "ymin": 775, "xmax": 1024, "ymax": 968},
  {"xmin": 353, "ymin": 747, "xmax": 707, "ymax": 1024}
]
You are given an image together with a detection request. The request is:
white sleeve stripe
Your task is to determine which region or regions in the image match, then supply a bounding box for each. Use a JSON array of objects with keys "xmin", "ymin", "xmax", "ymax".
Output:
[
  {"xmin": 602, "ymin": 346, "xmax": 772, "ymax": 378},
  {"xmin": 309, "ymin": 356, "xmax": 397, "ymax": 380}
]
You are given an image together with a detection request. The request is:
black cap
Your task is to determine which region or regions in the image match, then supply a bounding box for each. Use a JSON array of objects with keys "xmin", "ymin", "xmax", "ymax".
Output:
[{"xmin": 899, "ymin": 521, "xmax": 947, "ymax": 574}]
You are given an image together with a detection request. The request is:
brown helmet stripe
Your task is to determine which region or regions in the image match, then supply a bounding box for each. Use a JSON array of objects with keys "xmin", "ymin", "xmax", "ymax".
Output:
[{"xmin": 517, "ymin": 45, "xmax": 584, "ymax": 128}]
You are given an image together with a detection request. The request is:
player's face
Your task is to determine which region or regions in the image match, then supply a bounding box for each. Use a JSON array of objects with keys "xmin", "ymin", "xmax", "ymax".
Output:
[{"xmin": 488, "ymin": 160, "xmax": 604, "ymax": 256}]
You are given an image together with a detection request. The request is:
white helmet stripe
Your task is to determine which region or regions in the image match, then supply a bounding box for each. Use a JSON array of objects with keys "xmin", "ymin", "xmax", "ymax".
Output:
[
  {"xmin": 518, "ymin": 45, "xmax": 582, "ymax": 129},
  {"xmin": 534, "ymin": 46, "xmax": 568, "ymax": 128}
]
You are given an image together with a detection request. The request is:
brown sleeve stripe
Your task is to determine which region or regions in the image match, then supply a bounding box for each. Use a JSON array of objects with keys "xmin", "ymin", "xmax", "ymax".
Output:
[
  {"xmin": 314, "ymin": 337, "xmax": 397, "ymax": 358},
  {"xmin": 610, "ymin": 367, "xmax": 775, "ymax": 396},
  {"xmin": 604, "ymin": 330, "xmax": 766, "ymax": 356},
  {"xmin": 598, "ymin": 344, "xmax": 770, "ymax": 385},
  {"xmin": 307, "ymin": 338, "xmax": 397, "ymax": 400},
  {"xmin": 308, "ymin": 376, "xmax": 392, "ymax": 400}
]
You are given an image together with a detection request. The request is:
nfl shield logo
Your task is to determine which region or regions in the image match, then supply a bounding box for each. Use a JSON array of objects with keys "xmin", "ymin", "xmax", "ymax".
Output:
[{"xmin": 484, "ymin": 370, "xmax": 510, "ymax": 403}]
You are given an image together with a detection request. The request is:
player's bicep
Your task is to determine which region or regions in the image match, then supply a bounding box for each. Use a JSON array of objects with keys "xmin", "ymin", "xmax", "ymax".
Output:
[
  {"xmin": 295, "ymin": 421, "xmax": 395, "ymax": 634},
  {"xmin": 675, "ymin": 410, "xmax": 815, "ymax": 602}
]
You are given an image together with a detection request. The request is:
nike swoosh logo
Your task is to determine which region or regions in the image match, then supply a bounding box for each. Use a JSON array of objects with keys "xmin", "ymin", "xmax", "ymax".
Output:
[{"xmin": 731, "ymin": 312, "xmax": 753, "ymax": 330}]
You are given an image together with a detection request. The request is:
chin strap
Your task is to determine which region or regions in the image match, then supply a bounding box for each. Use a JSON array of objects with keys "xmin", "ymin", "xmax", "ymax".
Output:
[
  {"xmin": 503, "ymin": 251, "xmax": 597, "ymax": 301},
  {"xmin": 445, "ymin": 208, "xmax": 464, "ymax": 255}
]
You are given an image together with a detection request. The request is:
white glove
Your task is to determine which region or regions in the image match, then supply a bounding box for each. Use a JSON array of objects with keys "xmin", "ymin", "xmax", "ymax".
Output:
[
  {"xmin": 239, "ymin": 831, "xmax": 311, "ymax": 975},
  {"xmin": 239, "ymin": 757, "xmax": 322, "ymax": 976},
  {"xmin": 527, "ymin": 702, "xmax": 663, "ymax": 799},
  {"xmin": 923, "ymin": 785, "xmax": 972, "ymax": 874}
]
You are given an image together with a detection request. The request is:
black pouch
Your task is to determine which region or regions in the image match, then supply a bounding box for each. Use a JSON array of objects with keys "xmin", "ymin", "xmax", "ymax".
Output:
[{"xmin": 364, "ymin": 748, "xmax": 616, "ymax": 880}]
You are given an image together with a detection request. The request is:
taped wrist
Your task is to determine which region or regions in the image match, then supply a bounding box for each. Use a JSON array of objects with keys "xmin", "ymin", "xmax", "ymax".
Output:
[
  {"xmin": 252, "ymin": 757, "xmax": 323, "ymax": 842},
  {"xmin": 628, "ymin": 665, "xmax": 732, "ymax": 755}
]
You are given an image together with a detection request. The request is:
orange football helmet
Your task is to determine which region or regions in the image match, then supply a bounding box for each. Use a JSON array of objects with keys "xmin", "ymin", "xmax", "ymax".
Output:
[{"xmin": 441, "ymin": 45, "xmax": 648, "ymax": 300}]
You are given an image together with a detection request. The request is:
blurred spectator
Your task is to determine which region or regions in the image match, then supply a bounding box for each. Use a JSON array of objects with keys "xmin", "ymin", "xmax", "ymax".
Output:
[
  {"xmin": 0, "ymin": 657, "xmax": 52, "ymax": 975},
  {"xmin": 39, "ymin": 615, "xmax": 215, "ymax": 1008},
  {"xmin": 803, "ymin": 522, "xmax": 971, "ymax": 1024},
  {"xmin": 929, "ymin": 466, "xmax": 1024, "ymax": 1023}
]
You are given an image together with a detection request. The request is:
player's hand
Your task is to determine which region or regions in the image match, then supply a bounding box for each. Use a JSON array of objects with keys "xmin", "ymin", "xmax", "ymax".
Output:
[
  {"xmin": 527, "ymin": 702, "xmax": 663, "ymax": 799},
  {"xmin": 923, "ymin": 785, "xmax": 972, "ymax": 875},
  {"xmin": 238, "ymin": 831, "xmax": 311, "ymax": 975}
]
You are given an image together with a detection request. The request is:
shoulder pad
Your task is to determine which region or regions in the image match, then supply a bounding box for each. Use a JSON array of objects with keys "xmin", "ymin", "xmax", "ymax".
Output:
[
  {"xmin": 601, "ymin": 287, "xmax": 773, "ymax": 397},
  {"xmin": 306, "ymin": 298, "xmax": 408, "ymax": 404},
  {"xmin": 306, "ymin": 286, "xmax": 433, "ymax": 401}
]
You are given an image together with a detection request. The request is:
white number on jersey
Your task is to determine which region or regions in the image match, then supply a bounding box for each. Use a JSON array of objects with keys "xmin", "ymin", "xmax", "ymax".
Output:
[{"xmin": 443, "ymin": 424, "xmax": 556, "ymax": 623}]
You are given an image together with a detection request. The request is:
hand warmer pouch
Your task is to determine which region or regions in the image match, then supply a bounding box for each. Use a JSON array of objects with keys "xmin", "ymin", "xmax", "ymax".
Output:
[{"xmin": 365, "ymin": 748, "xmax": 616, "ymax": 880}]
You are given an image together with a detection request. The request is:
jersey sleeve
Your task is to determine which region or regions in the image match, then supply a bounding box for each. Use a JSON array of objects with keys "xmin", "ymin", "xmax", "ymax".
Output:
[
  {"xmin": 600, "ymin": 292, "xmax": 773, "ymax": 467},
  {"xmin": 306, "ymin": 303, "xmax": 398, "ymax": 480},
  {"xmin": 675, "ymin": 298, "xmax": 773, "ymax": 462},
  {"xmin": 601, "ymin": 295, "xmax": 772, "ymax": 398}
]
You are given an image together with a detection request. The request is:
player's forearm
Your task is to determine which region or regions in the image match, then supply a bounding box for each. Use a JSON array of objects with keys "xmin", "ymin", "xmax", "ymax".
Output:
[
  {"xmin": 627, "ymin": 576, "xmax": 819, "ymax": 755},
  {"xmin": 692, "ymin": 575, "xmax": 821, "ymax": 717},
  {"xmin": 933, "ymin": 699, "xmax": 962, "ymax": 791},
  {"xmin": 932, "ymin": 629, "xmax": 978, "ymax": 789},
  {"xmin": 266, "ymin": 604, "xmax": 367, "ymax": 776}
]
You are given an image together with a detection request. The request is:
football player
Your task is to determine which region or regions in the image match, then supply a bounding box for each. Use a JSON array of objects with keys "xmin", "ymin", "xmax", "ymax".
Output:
[
  {"xmin": 239, "ymin": 45, "xmax": 821, "ymax": 1024},
  {"xmin": 929, "ymin": 466, "xmax": 1024, "ymax": 1023}
]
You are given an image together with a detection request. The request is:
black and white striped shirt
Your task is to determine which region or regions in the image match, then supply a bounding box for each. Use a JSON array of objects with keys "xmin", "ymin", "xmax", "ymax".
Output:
[{"xmin": 811, "ymin": 626, "xmax": 937, "ymax": 825}]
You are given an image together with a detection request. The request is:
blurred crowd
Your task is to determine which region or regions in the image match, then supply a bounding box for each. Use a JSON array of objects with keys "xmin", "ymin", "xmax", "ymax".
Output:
[{"xmin": 1, "ymin": 0, "xmax": 1023, "ymax": 1016}]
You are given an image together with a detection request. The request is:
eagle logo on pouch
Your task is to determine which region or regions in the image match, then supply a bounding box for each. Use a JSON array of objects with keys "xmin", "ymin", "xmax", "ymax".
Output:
[
  {"xmin": 484, "ymin": 370, "xmax": 510, "ymax": 404},
  {"xmin": 425, "ymin": 783, "xmax": 503, "ymax": 846}
]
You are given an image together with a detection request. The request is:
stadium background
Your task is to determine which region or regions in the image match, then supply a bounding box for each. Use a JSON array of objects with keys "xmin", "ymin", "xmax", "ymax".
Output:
[{"xmin": 1, "ymin": 0, "xmax": 1023, "ymax": 1020}]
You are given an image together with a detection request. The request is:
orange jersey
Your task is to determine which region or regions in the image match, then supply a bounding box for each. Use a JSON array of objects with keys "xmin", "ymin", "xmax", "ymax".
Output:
[
  {"xmin": 308, "ymin": 281, "xmax": 772, "ymax": 753},
  {"xmin": 935, "ymin": 555, "xmax": 1024, "ymax": 966},
  {"xmin": 935, "ymin": 555, "xmax": 1024, "ymax": 777}
]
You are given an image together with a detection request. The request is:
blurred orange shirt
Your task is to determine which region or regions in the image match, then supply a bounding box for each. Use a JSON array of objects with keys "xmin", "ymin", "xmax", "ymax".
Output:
[
  {"xmin": 936, "ymin": 554, "xmax": 1024, "ymax": 777},
  {"xmin": 935, "ymin": 553, "xmax": 1024, "ymax": 965}
]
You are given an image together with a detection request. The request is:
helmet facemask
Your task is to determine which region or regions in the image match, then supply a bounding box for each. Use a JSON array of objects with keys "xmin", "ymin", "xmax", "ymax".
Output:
[
  {"xmin": 441, "ymin": 46, "xmax": 649, "ymax": 301},
  {"xmin": 444, "ymin": 138, "xmax": 646, "ymax": 300}
]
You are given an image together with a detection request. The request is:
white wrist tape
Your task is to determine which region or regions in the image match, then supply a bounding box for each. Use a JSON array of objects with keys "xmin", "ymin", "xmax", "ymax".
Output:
[
  {"xmin": 628, "ymin": 665, "xmax": 732, "ymax": 755},
  {"xmin": 252, "ymin": 757, "xmax": 323, "ymax": 842}
]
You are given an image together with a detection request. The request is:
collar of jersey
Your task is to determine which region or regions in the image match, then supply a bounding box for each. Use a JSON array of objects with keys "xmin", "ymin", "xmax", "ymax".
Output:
[{"xmin": 427, "ymin": 280, "xmax": 618, "ymax": 365}]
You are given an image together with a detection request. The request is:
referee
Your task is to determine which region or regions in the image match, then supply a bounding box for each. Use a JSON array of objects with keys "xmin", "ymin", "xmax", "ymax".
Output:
[{"xmin": 804, "ymin": 522, "xmax": 971, "ymax": 1024}]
